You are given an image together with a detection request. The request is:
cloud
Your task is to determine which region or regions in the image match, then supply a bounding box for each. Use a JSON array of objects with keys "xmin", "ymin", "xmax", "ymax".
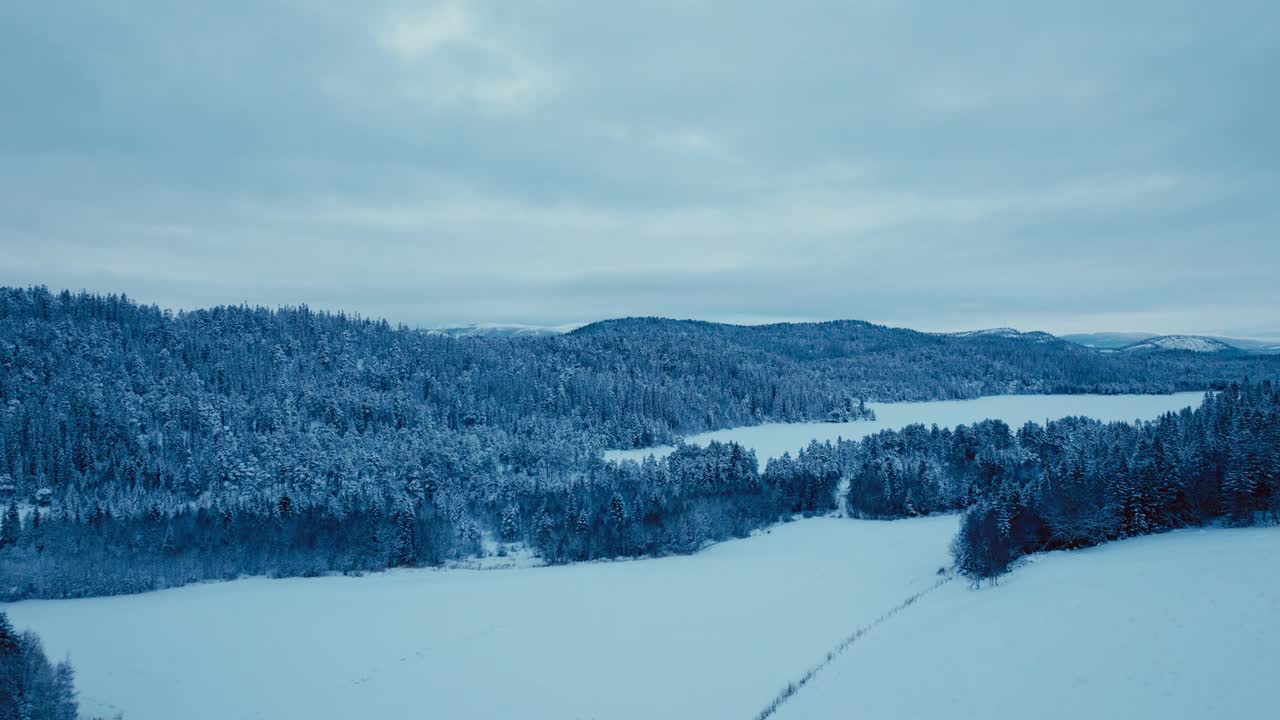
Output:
[
  {"xmin": 652, "ymin": 128, "xmax": 729, "ymax": 157},
  {"xmin": 0, "ymin": 162, "xmax": 1218, "ymax": 320},
  {"xmin": 372, "ymin": 3, "xmax": 559, "ymax": 110},
  {"xmin": 0, "ymin": 1, "xmax": 1277, "ymax": 338},
  {"xmin": 378, "ymin": 4, "xmax": 471, "ymax": 57}
]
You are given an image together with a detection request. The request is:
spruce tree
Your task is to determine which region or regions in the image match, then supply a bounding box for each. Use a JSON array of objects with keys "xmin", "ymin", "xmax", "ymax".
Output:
[
  {"xmin": 500, "ymin": 506, "xmax": 520, "ymax": 543},
  {"xmin": 391, "ymin": 500, "xmax": 417, "ymax": 567},
  {"xmin": 0, "ymin": 502, "xmax": 18, "ymax": 549},
  {"xmin": 53, "ymin": 660, "xmax": 78, "ymax": 720},
  {"xmin": 0, "ymin": 611, "xmax": 20, "ymax": 720}
]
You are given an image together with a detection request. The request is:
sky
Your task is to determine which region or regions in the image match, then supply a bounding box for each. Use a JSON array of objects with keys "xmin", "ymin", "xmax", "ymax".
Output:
[{"xmin": 1, "ymin": 1, "xmax": 1277, "ymax": 338}]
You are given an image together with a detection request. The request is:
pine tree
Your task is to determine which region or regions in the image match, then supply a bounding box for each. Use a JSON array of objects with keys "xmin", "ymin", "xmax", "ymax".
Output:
[
  {"xmin": 0, "ymin": 611, "xmax": 22, "ymax": 720},
  {"xmin": 608, "ymin": 492, "xmax": 628, "ymax": 526},
  {"xmin": 0, "ymin": 611, "xmax": 16, "ymax": 656},
  {"xmin": 1223, "ymin": 422, "xmax": 1256, "ymax": 524},
  {"xmin": 391, "ymin": 500, "xmax": 417, "ymax": 567},
  {"xmin": 500, "ymin": 505, "xmax": 520, "ymax": 543},
  {"xmin": 52, "ymin": 660, "xmax": 78, "ymax": 720},
  {"xmin": 0, "ymin": 502, "xmax": 18, "ymax": 549}
]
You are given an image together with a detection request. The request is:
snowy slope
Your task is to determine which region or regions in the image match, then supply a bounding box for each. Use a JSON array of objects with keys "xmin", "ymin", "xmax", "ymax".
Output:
[
  {"xmin": 1063, "ymin": 332, "xmax": 1280, "ymax": 354},
  {"xmin": 3, "ymin": 516, "xmax": 958, "ymax": 720},
  {"xmin": 946, "ymin": 328, "xmax": 1056, "ymax": 342},
  {"xmin": 1121, "ymin": 334, "xmax": 1237, "ymax": 353},
  {"xmin": 771, "ymin": 526, "xmax": 1280, "ymax": 720}
]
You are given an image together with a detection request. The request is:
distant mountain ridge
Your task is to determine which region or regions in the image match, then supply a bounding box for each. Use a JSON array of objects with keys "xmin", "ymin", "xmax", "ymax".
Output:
[
  {"xmin": 1120, "ymin": 335, "xmax": 1238, "ymax": 354},
  {"xmin": 434, "ymin": 320, "xmax": 1280, "ymax": 354},
  {"xmin": 432, "ymin": 323, "xmax": 585, "ymax": 338},
  {"xmin": 944, "ymin": 327, "xmax": 1058, "ymax": 342},
  {"xmin": 1063, "ymin": 332, "xmax": 1280, "ymax": 354}
]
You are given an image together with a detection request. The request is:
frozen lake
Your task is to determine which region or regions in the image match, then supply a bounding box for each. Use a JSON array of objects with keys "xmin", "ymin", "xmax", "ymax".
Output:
[{"xmin": 605, "ymin": 391, "xmax": 1208, "ymax": 464}]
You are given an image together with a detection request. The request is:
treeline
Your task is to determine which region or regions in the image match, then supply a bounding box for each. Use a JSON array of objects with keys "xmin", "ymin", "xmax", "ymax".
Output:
[
  {"xmin": 0, "ymin": 491, "xmax": 474, "ymax": 599},
  {"xmin": 1, "ymin": 438, "xmax": 843, "ymax": 598},
  {"xmin": 0, "ymin": 611, "xmax": 82, "ymax": 720},
  {"xmin": 770, "ymin": 383, "xmax": 1280, "ymax": 578}
]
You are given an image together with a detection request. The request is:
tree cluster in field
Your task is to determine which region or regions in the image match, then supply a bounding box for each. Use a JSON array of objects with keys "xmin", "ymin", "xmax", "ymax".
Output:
[
  {"xmin": 952, "ymin": 383, "xmax": 1279, "ymax": 578},
  {"xmin": 0, "ymin": 491, "xmax": 472, "ymax": 599},
  {"xmin": 2, "ymin": 286, "xmax": 1279, "ymax": 599},
  {"xmin": 0, "ymin": 611, "xmax": 83, "ymax": 720},
  {"xmin": 771, "ymin": 383, "xmax": 1280, "ymax": 578}
]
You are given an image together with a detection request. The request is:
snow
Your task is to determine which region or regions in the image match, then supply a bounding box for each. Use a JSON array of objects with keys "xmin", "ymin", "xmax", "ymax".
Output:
[
  {"xmin": 944, "ymin": 328, "xmax": 1056, "ymax": 342},
  {"xmin": 949, "ymin": 327, "xmax": 1023, "ymax": 337},
  {"xmin": 454, "ymin": 533, "xmax": 544, "ymax": 570},
  {"xmin": 7, "ymin": 517, "xmax": 1276, "ymax": 719},
  {"xmin": 605, "ymin": 392, "xmax": 1206, "ymax": 464},
  {"xmin": 771, "ymin": 525, "xmax": 1280, "ymax": 720},
  {"xmin": 3, "ymin": 516, "xmax": 959, "ymax": 720},
  {"xmin": 1122, "ymin": 335, "xmax": 1234, "ymax": 353}
]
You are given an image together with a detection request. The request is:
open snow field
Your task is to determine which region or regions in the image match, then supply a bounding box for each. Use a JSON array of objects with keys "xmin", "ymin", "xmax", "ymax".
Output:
[
  {"xmin": 605, "ymin": 392, "xmax": 1207, "ymax": 464},
  {"xmin": 6, "ymin": 514, "xmax": 1278, "ymax": 719},
  {"xmin": 5, "ymin": 516, "xmax": 959, "ymax": 720},
  {"xmin": 772, "ymin": 525, "xmax": 1280, "ymax": 720}
]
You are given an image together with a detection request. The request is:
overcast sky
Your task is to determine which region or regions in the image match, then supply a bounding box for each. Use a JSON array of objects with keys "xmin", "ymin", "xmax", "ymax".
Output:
[{"xmin": 1, "ymin": 1, "xmax": 1277, "ymax": 338}]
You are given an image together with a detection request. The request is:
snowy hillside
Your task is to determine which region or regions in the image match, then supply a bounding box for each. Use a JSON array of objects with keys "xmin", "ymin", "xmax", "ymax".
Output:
[
  {"xmin": 1120, "ymin": 334, "xmax": 1238, "ymax": 353},
  {"xmin": 947, "ymin": 327, "xmax": 1057, "ymax": 342},
  {"xmin": 771, "ymin": 525, "xmax": 1280, "ymax": 720},
  {"xmin": 1064, "ymin": 332, "xmax": 1280, "ymax": 354}
]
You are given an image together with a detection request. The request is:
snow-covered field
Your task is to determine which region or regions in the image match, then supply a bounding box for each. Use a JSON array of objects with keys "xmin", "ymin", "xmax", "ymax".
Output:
[
  {"xmin": 773, "ymin": 525, "xmax": 1280, "ymax": 720},
  {"xmin": 5, "ymin": 516, "xmax": 958, "ymax": 720},
  {"xmin": 5, "ymin": 515, "xmax": 1277, "ymax": 719},
  {"xmin": 605, "ymin": 392, "xmax": 1206, "ymax": 464}
]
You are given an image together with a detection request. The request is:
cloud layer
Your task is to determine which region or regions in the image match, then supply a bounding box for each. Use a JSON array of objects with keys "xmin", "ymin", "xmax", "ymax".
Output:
[{"xmin": 1, "ymin": 1, "xmax": 1277, "ymax": 338}]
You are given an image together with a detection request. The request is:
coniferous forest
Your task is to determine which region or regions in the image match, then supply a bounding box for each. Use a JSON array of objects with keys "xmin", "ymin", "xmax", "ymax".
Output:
[{"xmin": 1, "ymin": 286, "xmax": 1278, "ymax": 601}]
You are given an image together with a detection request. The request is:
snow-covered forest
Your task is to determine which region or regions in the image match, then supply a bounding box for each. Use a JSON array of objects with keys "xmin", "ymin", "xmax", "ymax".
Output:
[
  {"xmin": 768, "ymin": 382, "xmax": 1280, "ymax": 576},
  {"xmin": 0, "ymin": 287, "xmax": 1277, "ymax": 600}
]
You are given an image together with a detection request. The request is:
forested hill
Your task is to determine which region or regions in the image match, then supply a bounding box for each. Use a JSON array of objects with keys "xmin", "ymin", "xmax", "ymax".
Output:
[
  {"xmin": 3, "ymin": 288, "xmax": 1278, "ymax": 461},
  {"xmin": 3, "ymin": 284, "xmax": 1276, "ymax": 500},
  {"xmin": 570, "ymin": 316, "xmax": 1278, "ymax": 399}
]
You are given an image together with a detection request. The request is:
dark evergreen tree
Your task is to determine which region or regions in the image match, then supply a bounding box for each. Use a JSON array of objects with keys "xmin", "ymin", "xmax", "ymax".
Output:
[
  {"xmin": 0, "ymin": 503, "xmax": 17, "ymax": 549},
  {"xmin": 390, "ymin": 500, "xmax": 417, "ymax": 567}
]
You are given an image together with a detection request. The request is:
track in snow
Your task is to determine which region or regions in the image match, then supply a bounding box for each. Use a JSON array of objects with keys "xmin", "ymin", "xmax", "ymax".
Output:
[{"xmin": 754, "ymin": 574, "xmax": 954, "ymax": 720}]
